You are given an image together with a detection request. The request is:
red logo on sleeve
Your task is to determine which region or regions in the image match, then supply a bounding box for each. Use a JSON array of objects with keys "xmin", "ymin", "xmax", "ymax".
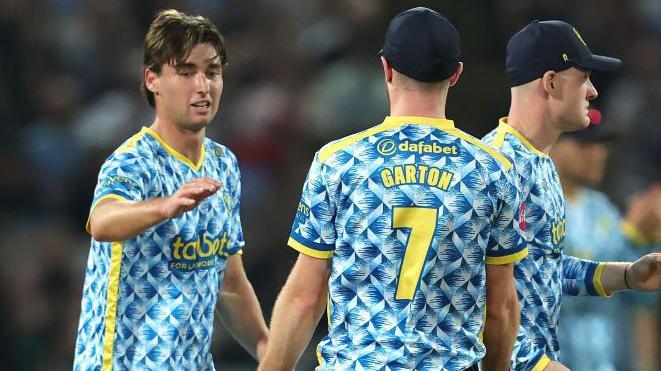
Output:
[{"xmin": 518, "ymin": 202, "xmax": 527, "ymax": 232}]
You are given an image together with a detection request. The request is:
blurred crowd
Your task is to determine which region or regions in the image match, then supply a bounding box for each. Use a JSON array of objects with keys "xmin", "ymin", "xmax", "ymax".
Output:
[{"xmin": 0, "ymin": 0, "xmax": 659, "ymax": 370}]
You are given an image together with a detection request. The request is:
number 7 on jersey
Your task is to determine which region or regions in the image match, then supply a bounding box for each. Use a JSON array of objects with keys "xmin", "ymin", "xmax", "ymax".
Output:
[{"xmin": 393, "ymin": 206, "xmax": 439, "ymax": 300}]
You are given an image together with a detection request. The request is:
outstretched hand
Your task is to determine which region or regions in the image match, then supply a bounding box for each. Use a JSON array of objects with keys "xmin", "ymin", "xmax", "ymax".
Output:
[
  {"xmin": 629, "ymin": 253, "xmax": 661, "ymax": 291},
  {"xmin": 161, "ymin": 177, "xmax": 221, "ymax": 219}
]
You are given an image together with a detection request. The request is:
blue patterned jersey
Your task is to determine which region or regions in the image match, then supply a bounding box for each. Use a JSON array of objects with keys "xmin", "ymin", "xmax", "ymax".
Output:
[
  {"xmin": 74, "ymin": 127, "xmax": 244, "ymax": 371},
  {"xmin": 483, "ymin": 119, "xmax": 608, "ymax": 367},
  {"xmin": 290, "ymin": 116, "xmax": 528, "ymax": 371}
]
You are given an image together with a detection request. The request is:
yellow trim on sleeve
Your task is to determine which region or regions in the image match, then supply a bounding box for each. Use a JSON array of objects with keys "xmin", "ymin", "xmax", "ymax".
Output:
[
  {"xmin": 287, "ymin": 237, "xmax": 334, "ymax": 259},
  {"xmin": 485, "ymin": 247, "xmax": 529, "ymax": 265},
  {"xmin": 621, "ymin": 221, "xmax": 649, "ymax": 246},
  {"xmin": 142, "ymin": 127, "xmax": 206, "ymax": 171},
  {"xmin": 594, "ymin": 262, "xmax": 611, "ymax": 297},
  {"xmin": 531, "ymin": 354, "xmax": 551, "ymax": 371},
  {"xmin": 497, "ymin": 118, "xmax": 548, "ymax": 157},
  {"xmin": 448, "ymin": 128, "xmax": 513, "ymax": 170},
  {"xmin": 86, "ymin": 194, "xmax": 128, "ymax": 234},
  {"xmin": 102, "ymin": 242, "xmax": 124, "ymax": 371}
]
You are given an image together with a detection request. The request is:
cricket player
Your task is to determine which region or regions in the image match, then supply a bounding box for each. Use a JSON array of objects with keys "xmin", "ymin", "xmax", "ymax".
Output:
[
  {"xmin": 482, "ymin": 20, "xmax": 661, "ymax": 371},
  {"xmin": 73, "ymin": 9, "xmax": 268, "ymax": 370},
  {"xmin": 260, "ymin": 8, "xmax": 527, "ymax": 371}
]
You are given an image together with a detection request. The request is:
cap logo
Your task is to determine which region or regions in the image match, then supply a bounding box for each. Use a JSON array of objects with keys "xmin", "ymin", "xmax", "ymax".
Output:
[
  {"xmin": 572, "ymin": 28, "xmax": 587, "ymax": 47},
  {"xmin": 562, "ymin": 53, "xmax": 570, "ymax": 62}
]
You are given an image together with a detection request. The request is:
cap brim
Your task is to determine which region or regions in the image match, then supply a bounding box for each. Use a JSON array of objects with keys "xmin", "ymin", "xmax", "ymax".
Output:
[{"xmin": 577, "ymin": 54, "xmax": 622, "ymax": 72}]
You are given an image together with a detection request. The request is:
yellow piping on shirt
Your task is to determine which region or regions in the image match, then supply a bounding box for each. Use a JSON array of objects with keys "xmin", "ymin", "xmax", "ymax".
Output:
[{"xmin": 102, "ymin": 242, "xmax": 124, "ymax": 371}]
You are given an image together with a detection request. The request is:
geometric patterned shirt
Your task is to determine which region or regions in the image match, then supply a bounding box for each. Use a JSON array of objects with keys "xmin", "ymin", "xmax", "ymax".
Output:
[
  {"xmin": 290, "ymin": 116, "xmax": 528, "ymax": 370},
  {"xmin": 483, "ymin": 118, "xmax": 608, "ymax": 368},
  {"xmin": 74, "ymin": 127, "xmax": 244, "ymax": 371}
]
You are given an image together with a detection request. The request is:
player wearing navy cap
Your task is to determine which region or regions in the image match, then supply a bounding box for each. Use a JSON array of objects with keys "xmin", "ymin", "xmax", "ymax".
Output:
[
  {"xmin": 483, "ymin": 20, "xmax": 661, "ymax": 371},
  {"xmin": 260, "ymin": 7, "xmax": 527, "ymax": 371}
]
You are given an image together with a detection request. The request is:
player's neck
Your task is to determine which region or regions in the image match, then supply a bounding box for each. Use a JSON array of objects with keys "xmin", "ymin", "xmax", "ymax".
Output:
[
  {"xmin": 389, "ymin": 92, "xmax": 447, "ymax": 120},
  {"xmin": 149, "ymin": 117, "xmax": 205, "ymax": 164},
  {"xmin": 506, "ymin": 103, "xmax": 561, "ymax": 155}
]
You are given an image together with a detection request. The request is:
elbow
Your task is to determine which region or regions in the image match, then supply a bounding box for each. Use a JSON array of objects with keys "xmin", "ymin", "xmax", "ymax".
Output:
[
  {"xmin": 89, "ymin": 219, "xmax": 113, "ymax": 242},
  {"xmin": 486, "ymin": 295, "xmax": 519, "ymax": 321},
  {"xmin": 291, "ymin": 295, "xmax": 325, "ymax": 316}
]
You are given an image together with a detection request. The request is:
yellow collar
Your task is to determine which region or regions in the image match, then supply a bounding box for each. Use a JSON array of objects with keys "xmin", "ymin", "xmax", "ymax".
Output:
[
  {"xmin": 142, "ymin": 127, "xmax": 206, "ymax": 171},
  {"xmin": 382, "ymin": 116, "xmax": 455, "ymax": 130},
  {"xmin": 497, "ymin": 118, "xmax": 548, "ymax": 157}
]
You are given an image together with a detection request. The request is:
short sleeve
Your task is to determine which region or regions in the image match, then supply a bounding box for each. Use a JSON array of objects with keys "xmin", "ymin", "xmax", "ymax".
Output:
[
  {"xmin": 485, "ymin": 168, "xmax": 529, "ymax": 265},
  {"xmin": 86, "ymin": 150, "xmax": 151, "ymax": 232},
  {"xmin": 288, "ymin": 153, "xmax": 337, "ymax": 259},
  {"xmin": 224, "ymin": 151, "xmax": 245, "ymax": 255}
]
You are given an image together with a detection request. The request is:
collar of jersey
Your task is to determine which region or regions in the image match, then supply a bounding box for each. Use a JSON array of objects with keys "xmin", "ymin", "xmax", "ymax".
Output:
[
  {"xmin": 382, "ymin": 116, "xmax": 455, "ymax": 130},
  {"xmin": 497, "ymin": 118, "xmax": 548, "ymax": 157},
  {"xmin": 141, "ymin": 127, "xmax": 206, "ymax": 171}
]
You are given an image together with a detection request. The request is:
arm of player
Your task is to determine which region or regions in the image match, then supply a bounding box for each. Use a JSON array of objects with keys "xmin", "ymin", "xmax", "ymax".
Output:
[
  {"xmin": 482, "ymin": 262, "xmax": 519, "ymax": 371},
  {"xmin": 217, "ymin": 254, "xmax": 269, "ymax": 361},
  {"xmin": 258, "ymin": 253, "xmax": 331, "ymax": 371},
  {"xmin": 600, "ymin": 253, "xmax": 661, "ymax": 295},
  {"xmin": 88, "ymin": 177, "xmax": 221, "ymax": 241}
]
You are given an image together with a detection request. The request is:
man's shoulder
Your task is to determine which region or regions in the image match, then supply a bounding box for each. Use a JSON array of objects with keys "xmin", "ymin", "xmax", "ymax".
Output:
[
  {"xmin": 104, "ymin": 128, "xmax": 157, "ymax": 166},
  {"xmin": 204, "ymin": 138, "xmax": 237, "ymax": 163},
  {"xmin": 316, "ymin": 123, "xmax": 392, "ymax": 165},
  {"xmin": 449, "ymin": 126, "xmax": 513, "ymax": 171}
]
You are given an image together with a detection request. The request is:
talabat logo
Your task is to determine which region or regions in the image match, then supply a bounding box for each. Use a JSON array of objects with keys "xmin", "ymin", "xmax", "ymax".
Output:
[
  {"xmin": 550, "ymin": 218, "xmax": 566, "ymax": 255},
  {"xmin": 169, "ymin": 231, "xmax": 233, "ymax": 271},
  {"xmin": 375, "ymin": 137, "xmax": 460, "ymax": 157}
]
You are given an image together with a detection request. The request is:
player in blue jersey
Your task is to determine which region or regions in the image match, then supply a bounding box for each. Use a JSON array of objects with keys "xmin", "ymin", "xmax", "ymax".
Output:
[
  {"xmin": 482, "ymin": 20, "xmax": 661, "ymax": 371},
  {"xmin": 551, "ymin": 115, "xmax": 661, "ymax": 371},
  {"xmin": 260, "ymin": 8, "xmax": 527, "ymax": 371},
  {"xmin": 73, "ymin": 9, "xmax": 268, "ymax": 370}
]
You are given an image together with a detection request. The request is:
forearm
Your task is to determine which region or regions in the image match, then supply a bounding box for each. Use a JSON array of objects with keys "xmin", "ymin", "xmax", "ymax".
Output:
[
  {"xmin": 218, "ymin": 276, "xmax": 269, "ymax": 361},
  {"xmin": 89, "ymin": 198, "xmax": 168, "ymax": 241},
  {"xmin": 259, "ymin": 279, "xmax": 327, "ymax": 370},
  {"xmin": 482, "ymin": 299, "xmax": 519, "ymax": 370},
  {"xmin": 482, "ymin": 262, "xmax": 519, "ymax": 371}
]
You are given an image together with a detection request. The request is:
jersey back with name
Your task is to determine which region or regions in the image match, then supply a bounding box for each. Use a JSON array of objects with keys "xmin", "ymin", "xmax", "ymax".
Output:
[
  {"xmin": 290, "ymin": 116, "xmax": 527, "ymax": 370},
  {"xmin": 74, "ymin": 127, "xmax": 244, "ymax": 371},
  {"xmin": 483, "ymin": 119, "xmax": 567, "ymax": 364}
]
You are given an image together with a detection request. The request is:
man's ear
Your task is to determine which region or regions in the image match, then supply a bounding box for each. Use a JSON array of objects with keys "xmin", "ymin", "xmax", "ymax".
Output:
[
  {"xmin": 541, "ymin": 70, "xmax": 557, "ymax": 95},
  {"xmin": 144, "ymin": 68, "xmax": 160, "ymax": 95},
  {"xmin": 448, "ymin": 62, "xmax": 463, "ymax": 87},
  {"xmin": 381, "ymin": 56, "xmax": 393, "ymax": 84}
]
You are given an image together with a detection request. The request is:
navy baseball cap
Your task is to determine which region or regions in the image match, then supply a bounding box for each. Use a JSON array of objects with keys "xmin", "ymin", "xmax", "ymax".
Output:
[
  {"xmin": 381, "ymin": 7, "xmax": 461, "ymax": 82},
  {"xmin": 506, "ymin": 20, "xmax": 622, "ymax": 87}
]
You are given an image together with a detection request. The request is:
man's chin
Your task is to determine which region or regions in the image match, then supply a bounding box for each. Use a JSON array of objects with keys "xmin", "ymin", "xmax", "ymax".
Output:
[{"xmin": 182, "ymin": 120, "xmax": 210, "ymax": 133}]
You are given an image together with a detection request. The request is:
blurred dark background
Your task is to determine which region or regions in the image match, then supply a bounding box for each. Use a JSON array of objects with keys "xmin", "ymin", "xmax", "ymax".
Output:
[{"xmin": 0, "ymin": 0, "xmax": 659, "ymax": 370}]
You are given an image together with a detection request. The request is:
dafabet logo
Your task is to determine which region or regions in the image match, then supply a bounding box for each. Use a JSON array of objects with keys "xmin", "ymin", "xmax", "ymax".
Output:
[{"xmin": 376, "ymin": 137, "xmax": 460, "ymax": 157}]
